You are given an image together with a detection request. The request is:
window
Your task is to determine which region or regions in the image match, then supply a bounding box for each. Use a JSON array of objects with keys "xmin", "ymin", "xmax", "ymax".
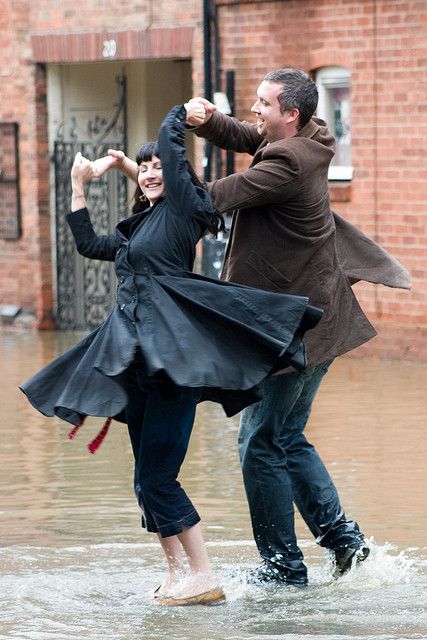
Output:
[
  {"xmin": 0, "ymin": 123, "xmax": 21, "ymax": 239},
  {"xmin": 316, "ymin": 67, "xmax": 353, "ymax": 181}
]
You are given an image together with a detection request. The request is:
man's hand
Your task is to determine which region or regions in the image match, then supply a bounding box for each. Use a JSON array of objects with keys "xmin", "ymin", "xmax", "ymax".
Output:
[{"xmin": 184, "ymin": 98, "xmax": 217, "ymax": 126}]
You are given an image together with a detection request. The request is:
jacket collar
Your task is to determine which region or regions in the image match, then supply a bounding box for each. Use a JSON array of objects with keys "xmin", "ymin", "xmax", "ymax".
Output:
[
  {"xmin": 295, "ymin": 118, "xmax": 322, "ymax": 140},
  {"xmin": 256, "ymin": 117, "xmax": 325, "ymax": 154},
  {"xmin": 116, "ymin": 198, "xmax": 164, "ymax": 239}
]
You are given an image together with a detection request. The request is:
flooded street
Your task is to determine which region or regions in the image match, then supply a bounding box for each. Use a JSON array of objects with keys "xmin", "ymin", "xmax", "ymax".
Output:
[{"xmin": 1, "ymin": 329, "xmax": 426, "ymax": 639}]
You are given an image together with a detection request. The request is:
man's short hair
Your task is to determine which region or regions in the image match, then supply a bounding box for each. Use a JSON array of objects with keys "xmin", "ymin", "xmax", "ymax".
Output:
[{"xmin": 263, "ymin": 68, "xmax": 318, "ymax": 129}]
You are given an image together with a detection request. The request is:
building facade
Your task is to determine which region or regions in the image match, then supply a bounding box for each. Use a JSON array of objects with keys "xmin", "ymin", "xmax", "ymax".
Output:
[{"xmin": 0, "ymin": 0, "xmax": 426, "ymax": 360}]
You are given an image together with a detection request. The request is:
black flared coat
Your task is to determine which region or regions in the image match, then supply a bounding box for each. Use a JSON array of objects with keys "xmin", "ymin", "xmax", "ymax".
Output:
[{"xmin": 21, "ymin": 105, "xmax": 321, "ymax": 427}]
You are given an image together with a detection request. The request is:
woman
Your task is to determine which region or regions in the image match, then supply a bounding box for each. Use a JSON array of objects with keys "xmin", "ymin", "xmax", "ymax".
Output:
[{"xmin": 21, "ymin": 104, "xmax": 322, "ymax": 606}]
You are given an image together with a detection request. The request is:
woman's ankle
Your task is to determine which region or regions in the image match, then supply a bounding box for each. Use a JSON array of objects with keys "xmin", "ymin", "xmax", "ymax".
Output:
[
  {"xmin": 157, "ymin": 571, "xmax": 185, "ymax": 596},
  {"xmin": 170, "ymin": 571, "xmax": 220, "ymax": 598}
]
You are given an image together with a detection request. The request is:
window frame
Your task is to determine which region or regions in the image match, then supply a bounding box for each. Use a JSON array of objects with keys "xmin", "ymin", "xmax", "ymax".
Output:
[
  {"xmin": 0, "ymin": 122, "xmax": 21, "ymax": 240},
  {"xmin": 316, "ymin": 66, "xmax": 353, "ymax": 181}
]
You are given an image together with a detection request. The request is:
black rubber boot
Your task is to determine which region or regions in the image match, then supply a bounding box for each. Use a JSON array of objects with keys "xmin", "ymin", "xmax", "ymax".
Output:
[
  {"xmin": 332, "ymin": 544, "xmax": 370, "ymax": 578},
  {"xmin": 247, "ymin": 558, "xmax": 308, "ymax": 586},
  {"xmin": 317, "ymin": 514, "xmax": 370, "ymax": 578}
]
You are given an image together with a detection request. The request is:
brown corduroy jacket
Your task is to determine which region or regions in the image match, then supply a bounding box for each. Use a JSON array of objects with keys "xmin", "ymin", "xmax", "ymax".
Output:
[{"xmin": 193, "ymin": 111, "xmax": 411, "ymax": 367}]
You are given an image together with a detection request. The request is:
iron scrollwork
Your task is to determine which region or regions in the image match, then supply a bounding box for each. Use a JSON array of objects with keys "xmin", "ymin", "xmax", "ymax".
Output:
[{"xmin": 54, "ymin": 74, "xmax": 128, "ymax": 330}]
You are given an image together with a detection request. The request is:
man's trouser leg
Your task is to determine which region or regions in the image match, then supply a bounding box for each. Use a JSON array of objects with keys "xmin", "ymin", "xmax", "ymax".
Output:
[
  {"xmin": 280, "ymin": 361, "xmax": 365, "ymax": 550},
  {"xmin": 239, "ymin": 360, "xmax": 364, "ymax": 583}
]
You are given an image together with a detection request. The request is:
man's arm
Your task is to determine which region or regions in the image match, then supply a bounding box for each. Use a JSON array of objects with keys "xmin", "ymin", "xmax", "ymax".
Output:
[
  {"xmin": 207, "ymin": 145, "xmax": 301, "ymax": 213},
  {"xmin": 185, "ymin": 98, "xmax": 301, "ymax": 211},
  {"xmin": 186, "ymin": 99, "xmax": 263, "ymax": 156}
]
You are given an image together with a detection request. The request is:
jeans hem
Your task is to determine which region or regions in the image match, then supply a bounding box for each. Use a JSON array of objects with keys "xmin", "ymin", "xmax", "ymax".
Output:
[{"xmin": 145, "ymin": 510, "xmax": 201, "ymax": 537}]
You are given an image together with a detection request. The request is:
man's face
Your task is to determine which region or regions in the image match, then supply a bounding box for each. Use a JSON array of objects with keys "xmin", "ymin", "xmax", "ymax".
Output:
[{"xmin": 251, "ymin": 80, "xmax": 290, "ymax": 142}]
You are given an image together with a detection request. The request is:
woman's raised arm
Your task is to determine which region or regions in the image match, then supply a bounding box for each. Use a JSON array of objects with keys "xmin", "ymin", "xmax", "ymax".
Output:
[
  {"xmin": 158, "ymin": 104, "xmax": 213, "ymax": 218},
  {"xmin": 68, "ymin": 152, "xmax": 120, "ymax": 261},
  {"xmin": 92, "ymin": 149, "xmax": 138, "ymax": 183}
]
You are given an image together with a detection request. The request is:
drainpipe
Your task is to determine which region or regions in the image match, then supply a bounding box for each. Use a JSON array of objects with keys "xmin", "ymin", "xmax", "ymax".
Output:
[
  {"xmin": 225, "ymin": 69, "xmax": 235, "ymax": 176},
  {"xmin": 203, "ymin": 0, "xmax": 212, "ymax": 181},
  {"xmin": 372, "ymin": 0, "xmax": 382, "ymax": 320},
  {"xmin": 213, "ymin": 2, "xmax": 223, "ymax": 179}
]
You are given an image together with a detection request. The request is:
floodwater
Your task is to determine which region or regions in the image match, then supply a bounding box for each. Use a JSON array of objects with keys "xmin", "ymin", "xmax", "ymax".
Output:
[{"xmin": 0, "ymin": 329, "xmax": 426, "ymax": 640}]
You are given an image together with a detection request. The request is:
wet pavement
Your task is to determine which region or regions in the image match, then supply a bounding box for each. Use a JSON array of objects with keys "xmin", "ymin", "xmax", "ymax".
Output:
[{"xmin": 0, "ymin": 329, "xmax": 426, "ymax": 639}]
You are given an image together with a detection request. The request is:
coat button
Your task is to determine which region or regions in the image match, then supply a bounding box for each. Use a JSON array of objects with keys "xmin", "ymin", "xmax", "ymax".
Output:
[{"xmin": 120, "ymin": 303, "xmax": 125, "ymax": 310}]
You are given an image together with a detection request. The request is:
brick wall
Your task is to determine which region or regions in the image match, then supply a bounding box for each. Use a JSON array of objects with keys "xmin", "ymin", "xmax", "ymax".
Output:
[
  {"xmin": 1, "ymin": 1, "xmax": 40, "ymax": 319},
  {"xmin": 0, "ymin": 0, "xmax": 426, "ymax": 361},
  {"xmin": 0, "ymin": 0, "xmax": 202, "ymax": 326},
  {"xmin": 213, "ymin": 0, "xmax": 427, "ymax": 361}
]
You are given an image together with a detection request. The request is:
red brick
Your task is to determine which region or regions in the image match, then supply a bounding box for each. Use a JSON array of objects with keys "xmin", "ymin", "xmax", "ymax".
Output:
[{"xmin": 0, "ymin": 0, "xmax": 426, "ymax": 359}]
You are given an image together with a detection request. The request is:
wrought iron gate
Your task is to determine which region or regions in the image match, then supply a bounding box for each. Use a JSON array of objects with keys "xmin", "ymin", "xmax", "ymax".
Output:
[{"xmin": 54, "ymin": 74, "xmax": 128, "ymax": 330}]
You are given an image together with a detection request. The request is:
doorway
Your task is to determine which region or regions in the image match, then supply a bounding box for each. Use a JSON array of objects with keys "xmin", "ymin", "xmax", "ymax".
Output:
[{"xmin": 48, "ymin": 59, "xmax": 192, "ymax": 329}]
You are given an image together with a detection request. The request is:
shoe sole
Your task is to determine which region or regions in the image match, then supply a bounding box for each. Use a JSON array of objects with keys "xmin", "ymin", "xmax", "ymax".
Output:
[{"xmin": 155, "ymin": 586, "xmax": 226, "ymax": 606}]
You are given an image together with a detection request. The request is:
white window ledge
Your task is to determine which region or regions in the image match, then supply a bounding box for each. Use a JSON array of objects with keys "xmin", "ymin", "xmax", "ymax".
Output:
[{"xmin": 328, "ymin": 166, "xmax": 354, "ymax": 181}]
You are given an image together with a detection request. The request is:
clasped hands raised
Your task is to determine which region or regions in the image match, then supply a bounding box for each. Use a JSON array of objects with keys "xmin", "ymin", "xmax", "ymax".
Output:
[
  {"xmin": 71, "ymin": 98, "xmax": 217, "ymax": 185},
  {"xmin": 71, "ymin": 149, "xmax": 126, "ymax": 185},
  {"xmin": 183, "ymin": 97, "xmax": 216, "ymax": 126}
]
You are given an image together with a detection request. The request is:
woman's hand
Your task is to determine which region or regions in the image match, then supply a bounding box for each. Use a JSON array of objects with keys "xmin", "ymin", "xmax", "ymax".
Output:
[
  {"xmin": 71, "ymin": 152, "xmax": 93, "ymax": 187},
  {"xmin": 71, "ymin": 152, "xmax": 93, "ymax": 211},
  {"xmin": 185, "ymin": 98, "xmax": 216, "ymax": 126},
  {"xmin": 92, "ymin": 149, "xmax": 126, "ymax": 177}
]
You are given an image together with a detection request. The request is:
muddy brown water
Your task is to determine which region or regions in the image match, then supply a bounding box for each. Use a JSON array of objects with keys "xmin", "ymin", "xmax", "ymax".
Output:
[{"xmin": 0, "ymin": 330, "xmax": 426, "ymax": 639}]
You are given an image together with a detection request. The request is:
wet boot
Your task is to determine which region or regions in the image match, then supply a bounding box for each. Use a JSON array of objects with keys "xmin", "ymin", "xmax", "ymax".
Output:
[
  {"xmin": 332, "ymin": 545, "xmax": 370, "ymax": 578},
  {"xmin": 247, "ymin": 555, "xmax": 308, "ymax": 586},
  {"xmin": 317, "ymin": 515, "xmax": 370, "ymax": 578}
]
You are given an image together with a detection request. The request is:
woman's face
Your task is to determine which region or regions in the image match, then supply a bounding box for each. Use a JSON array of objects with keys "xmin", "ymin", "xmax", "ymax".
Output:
[{"xmin": 137, "ymin": 155, "xmax": 165, "ymax": 205}]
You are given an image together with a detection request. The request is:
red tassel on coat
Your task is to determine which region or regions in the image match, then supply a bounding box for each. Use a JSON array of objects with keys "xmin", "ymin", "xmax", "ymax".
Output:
[
  {"xmin": 67, "ymin": 416, "xmax": 86, "ymax": 440},
  {"xmin": 87, "ymin": 417, "xmax": 112, "ymax": 454}
]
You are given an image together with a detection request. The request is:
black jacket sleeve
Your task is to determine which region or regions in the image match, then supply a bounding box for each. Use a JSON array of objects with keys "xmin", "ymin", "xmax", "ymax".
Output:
[
  {"xmin": 158, "ymin": 105, "xmax": 215, "ymax": 221},
  {"xmin": 66, "ymin": 208, "xmax": 120, "ymax": 261}
]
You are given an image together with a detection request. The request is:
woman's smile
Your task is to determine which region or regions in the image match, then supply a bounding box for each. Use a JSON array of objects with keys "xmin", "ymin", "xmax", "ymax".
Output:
[{"xmin": 138, "ymin": 155, "xmax": 165, "ymax": 205}]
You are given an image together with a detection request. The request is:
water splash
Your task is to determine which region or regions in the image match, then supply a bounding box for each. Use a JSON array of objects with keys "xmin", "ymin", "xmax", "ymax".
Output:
[
  {"xmin": 0, "ymin": 540, "xmax": 426, "ymax": 640},
  {"xmin": 317, "ymin": 538, "xmax": 416, "ymax": 589}
]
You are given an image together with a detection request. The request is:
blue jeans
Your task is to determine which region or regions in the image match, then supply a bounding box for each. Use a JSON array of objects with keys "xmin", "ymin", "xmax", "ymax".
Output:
[
  {"xmin": 239, "ymin": 360, "xmax": 364, "ymax": 580},
  {"xmin": 124, "ymin": 362, "xmax": 201, "ymax": 538}
]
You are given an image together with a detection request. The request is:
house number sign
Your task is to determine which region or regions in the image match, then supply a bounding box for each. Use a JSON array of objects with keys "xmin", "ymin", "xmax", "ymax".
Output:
[{"xmin": 102, "ymin": 39, "xmax": 117, "ymax": 58}]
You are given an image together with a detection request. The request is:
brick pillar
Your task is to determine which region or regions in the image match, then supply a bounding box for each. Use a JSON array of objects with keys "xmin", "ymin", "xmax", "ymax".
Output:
[{"xmin": 34, "ymin": 63, "xmax": 55, "ymax": 329}]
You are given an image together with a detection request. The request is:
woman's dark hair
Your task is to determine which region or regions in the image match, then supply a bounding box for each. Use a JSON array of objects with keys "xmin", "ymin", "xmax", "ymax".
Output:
[
  {"xmin": 131, "ymin": 142, "xmax": 225, "ymax": 237},
  {"xmin": 131, "ymin": 141, "xmax": 159, "ymax": 215},
  {"xmin": 184, "ymin": 159, "xmax": 225, "ymax": 237},
  {"xmin": 135, "ymin": 141, "xmax": 159, "ymax": 165}
]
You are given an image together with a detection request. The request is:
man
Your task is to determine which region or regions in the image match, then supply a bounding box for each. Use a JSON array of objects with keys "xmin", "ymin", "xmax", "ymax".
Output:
[{"xmin": 186, "ymin": 68, "xmax": 410, "ymax": 585}]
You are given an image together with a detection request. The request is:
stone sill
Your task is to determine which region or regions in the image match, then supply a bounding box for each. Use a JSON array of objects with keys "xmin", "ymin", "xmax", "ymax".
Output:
[{"xmin": 330, "ymin": 181, "xmax": 352, "ymax": 203}]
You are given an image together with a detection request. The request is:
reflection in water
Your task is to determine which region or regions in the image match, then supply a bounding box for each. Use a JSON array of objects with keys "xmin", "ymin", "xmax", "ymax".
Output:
[{"xmin": 0, "ymin": 329, "xmax": 426, "ymax": 639}]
